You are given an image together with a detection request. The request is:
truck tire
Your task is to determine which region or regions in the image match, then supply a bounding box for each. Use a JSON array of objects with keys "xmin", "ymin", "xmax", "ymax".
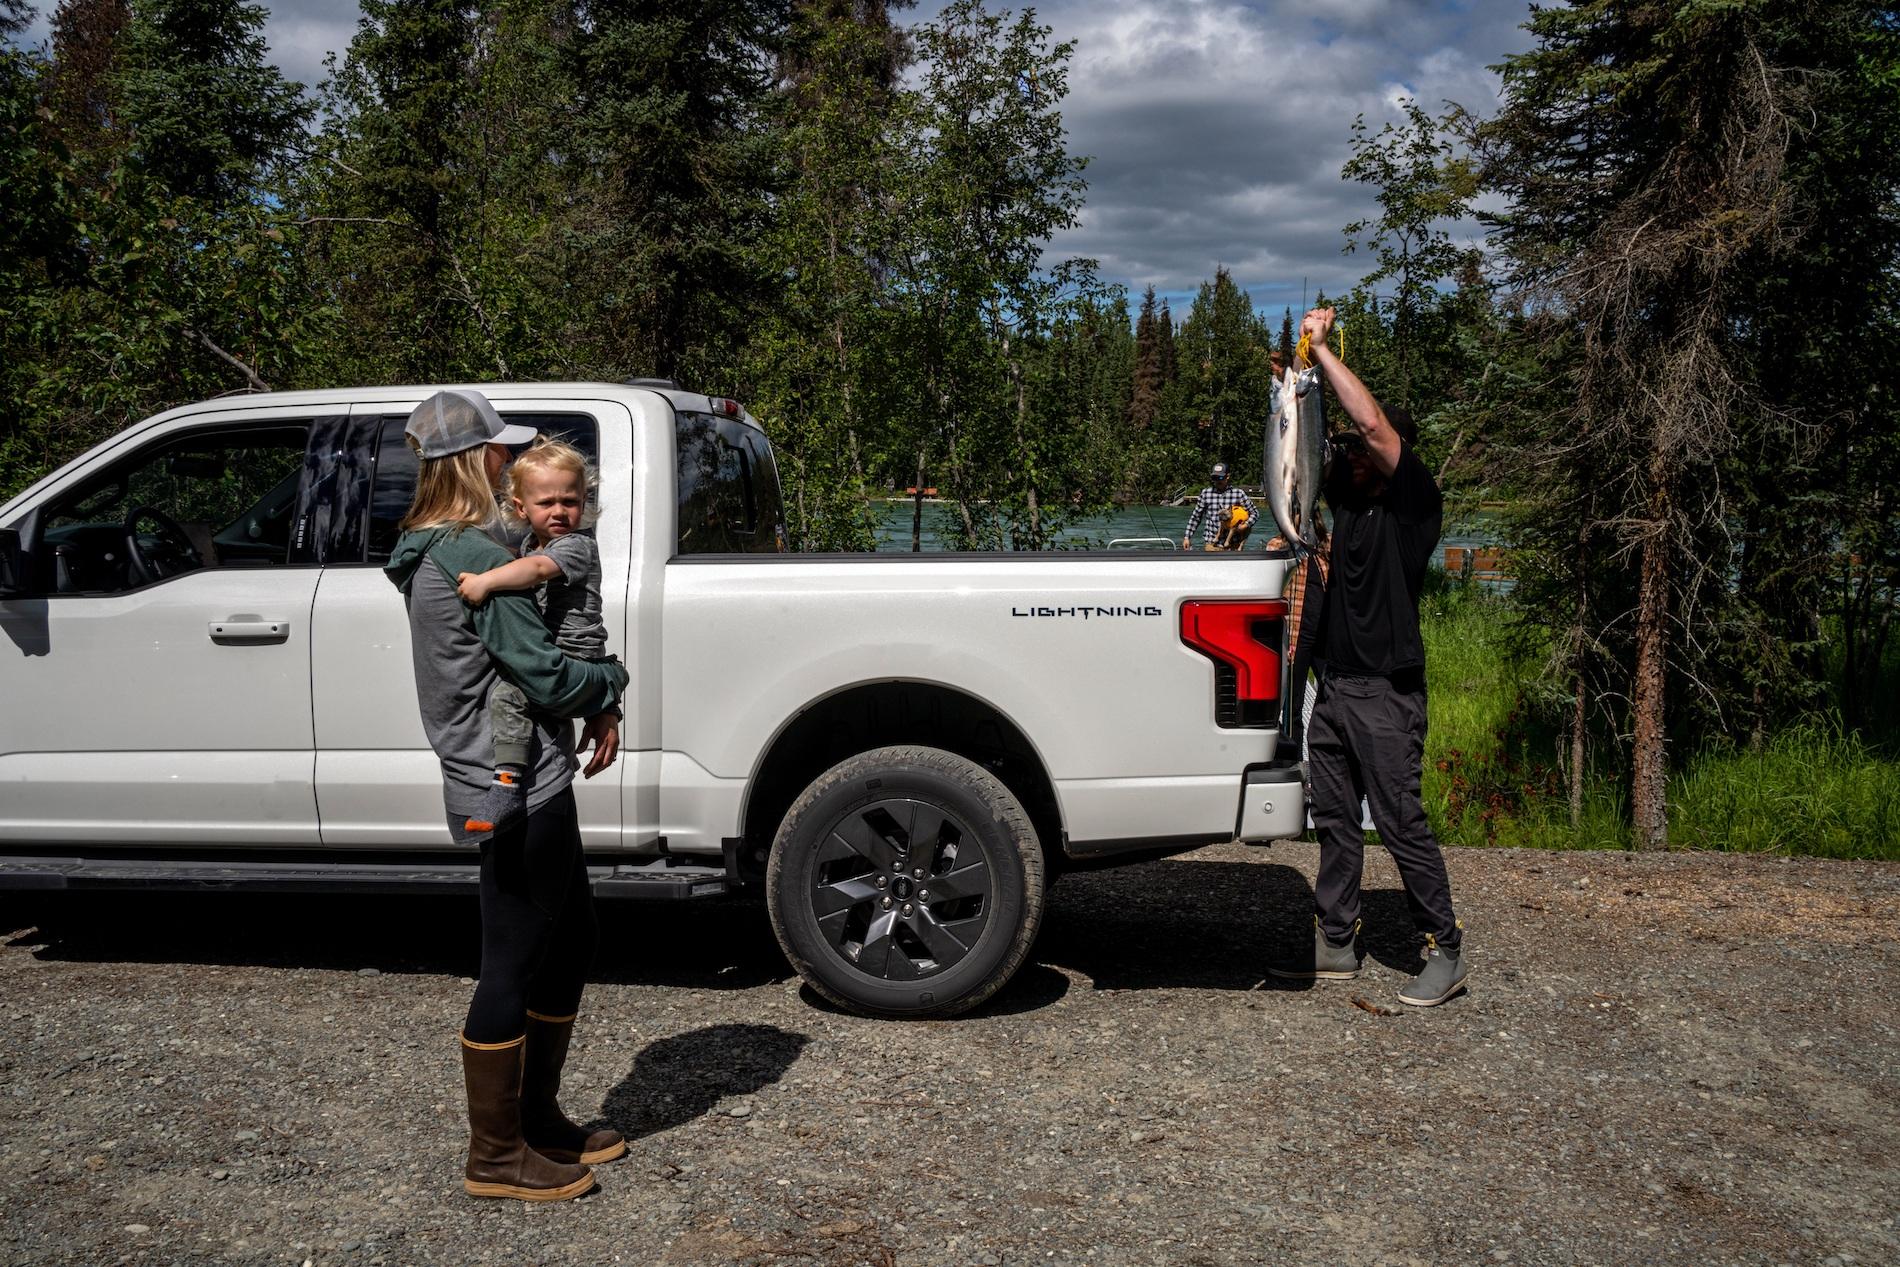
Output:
[{"xmin": 767, "ymin": 745, "xmax": 1045, "ymax": 1019}]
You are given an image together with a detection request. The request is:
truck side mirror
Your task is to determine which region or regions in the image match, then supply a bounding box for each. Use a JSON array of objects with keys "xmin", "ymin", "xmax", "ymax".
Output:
[{"xmin": 0, "ymin": 527, "xmax": 29, "ymax": 598}]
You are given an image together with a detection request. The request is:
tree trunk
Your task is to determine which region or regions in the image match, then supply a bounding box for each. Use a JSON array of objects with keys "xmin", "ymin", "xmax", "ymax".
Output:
[
  {"xmin": 830, "ymin": 316, "xmax": 868, "ymax": 488},
  {"xmin": 1841, "ymin": 550, "xmax": 1859, "ymax": 730},
  {"xmin": 1630, "ymin": 463, "xmax": 1675, "ymax": 851},
  {"xmin": 1570, "ymin": 670, "xmax": 1586, "ymax": 831},
  {"xmin": 911, "ymin": 448, "xmax": 926, "ymax": 553},
  {"xmin": 794, "ymin": 453, "xmax": 809, "ymax": 553},
  {"xmin": 1009, "ymin": 357, "xmax": 1040, "ymax": 548},
  {"xmin": 1569, "ymin": 522, "xmax": 1589, "ymax": 830}
]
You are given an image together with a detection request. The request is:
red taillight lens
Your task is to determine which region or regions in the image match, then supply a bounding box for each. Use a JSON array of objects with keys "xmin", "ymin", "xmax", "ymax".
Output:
[{"xmin": 1181, "ymin": 599, "xmax": 1287, "ymax": 725}]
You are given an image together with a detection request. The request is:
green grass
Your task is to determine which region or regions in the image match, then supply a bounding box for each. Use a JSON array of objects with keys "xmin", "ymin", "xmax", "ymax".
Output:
[
  {"xmin": 1669, "ymin": 725, "xmax": 1900, "ymax": 860},
  {"xmin": 1409, "ymin": 578, "xmax": 1900, "ymax": 860},
  {"xmin": 1420, "ymin": 586, "xmax": 1531, "ymax": 766}
]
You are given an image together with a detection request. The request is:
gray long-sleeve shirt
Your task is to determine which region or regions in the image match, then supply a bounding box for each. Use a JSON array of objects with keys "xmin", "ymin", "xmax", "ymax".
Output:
[{"xmin": 386, "ymin": 525, "xmax": 626, "ymax": 841}]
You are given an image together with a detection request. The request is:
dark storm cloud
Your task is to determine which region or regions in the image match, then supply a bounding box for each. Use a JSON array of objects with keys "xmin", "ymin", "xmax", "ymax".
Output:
[
  {"xmin": 260, "ymin": 3, "xmax": 361, "ymax": 92},
  {"xmin": 1016, "ymin": 0, "xmax": 1538, "ymax": 313}
]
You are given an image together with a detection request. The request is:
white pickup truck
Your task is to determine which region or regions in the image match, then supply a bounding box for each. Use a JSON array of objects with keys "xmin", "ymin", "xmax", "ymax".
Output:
[{"xmin": 0, "ymin": 382, "xmax": 1302, "ymax": 1016}]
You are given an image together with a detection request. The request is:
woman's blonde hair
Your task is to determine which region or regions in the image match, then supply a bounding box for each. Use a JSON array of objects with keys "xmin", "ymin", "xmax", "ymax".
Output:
[
  {"xmin": 504, "ymin": 435, "xmax": 600, "ymax": 529},
  {"xmin": 399, "ymin": 440, "xmax": 499, "ymax": 532}
]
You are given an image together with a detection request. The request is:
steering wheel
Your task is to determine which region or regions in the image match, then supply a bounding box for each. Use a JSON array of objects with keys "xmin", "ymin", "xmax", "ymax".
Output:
[{"xmin": 123, "ymin": 504, "xmax": 204, "ymax": 587}]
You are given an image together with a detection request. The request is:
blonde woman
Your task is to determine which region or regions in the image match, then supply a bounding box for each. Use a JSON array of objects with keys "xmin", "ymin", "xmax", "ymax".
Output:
[{"xmin": 384, "ymin": 389, "xmax": 629, "ymax": 1202}]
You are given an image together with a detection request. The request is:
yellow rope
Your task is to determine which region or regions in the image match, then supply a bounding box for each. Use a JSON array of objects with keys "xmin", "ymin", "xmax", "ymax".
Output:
[{"xmin": 1295, "ymin": 321, "xmax": 1345, "ymax": 368}]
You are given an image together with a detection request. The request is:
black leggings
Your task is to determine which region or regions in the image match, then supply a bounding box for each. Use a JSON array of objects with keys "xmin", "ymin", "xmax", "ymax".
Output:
[{"xmin": 462, "ymin": 787, "xmax": 600, "ymax": 1044}]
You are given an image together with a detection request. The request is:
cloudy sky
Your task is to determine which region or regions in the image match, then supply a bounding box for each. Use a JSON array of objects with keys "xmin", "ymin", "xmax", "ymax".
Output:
[{"xmin": 16, "ymin": 0, "xmax": 1541, "ymax": 318}]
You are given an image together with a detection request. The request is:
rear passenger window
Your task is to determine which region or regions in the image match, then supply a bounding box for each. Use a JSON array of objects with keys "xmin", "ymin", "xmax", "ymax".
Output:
[
  {"xmin": 675, "ymin": 412, "xmax": 785, "ymax": 554},
  {"xmin": 363, "ymin": 412, "xmax": 599, "ymax": 564}
]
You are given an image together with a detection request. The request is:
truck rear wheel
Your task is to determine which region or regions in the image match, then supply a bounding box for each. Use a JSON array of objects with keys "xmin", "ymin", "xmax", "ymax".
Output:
[{"xmin": 766, "ymin": 745, "xmax": 1045, "ymax": 1019}]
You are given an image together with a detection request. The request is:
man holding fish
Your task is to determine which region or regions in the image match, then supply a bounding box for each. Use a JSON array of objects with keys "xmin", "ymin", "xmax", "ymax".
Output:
[{"xmin": 1267, "ymin": 307, "xmax": 1467, "ymax": 1008}]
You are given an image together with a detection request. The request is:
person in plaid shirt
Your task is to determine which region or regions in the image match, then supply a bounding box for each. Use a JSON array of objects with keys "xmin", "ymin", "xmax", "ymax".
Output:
[{"xmin": 1180, "ymin": 463, "xmax": 1259, "ymax": 550}]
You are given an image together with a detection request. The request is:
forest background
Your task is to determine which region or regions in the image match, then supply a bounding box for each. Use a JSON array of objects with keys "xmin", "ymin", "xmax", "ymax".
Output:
[{"xmin": 2, "ymin": 0, "xmax": 1896, "ymax": 856}]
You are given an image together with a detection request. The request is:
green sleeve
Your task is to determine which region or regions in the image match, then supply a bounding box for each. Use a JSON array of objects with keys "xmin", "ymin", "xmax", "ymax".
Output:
[{"xmin": 428, "ymin": 530, "xmax": 628, "ymax": 718}]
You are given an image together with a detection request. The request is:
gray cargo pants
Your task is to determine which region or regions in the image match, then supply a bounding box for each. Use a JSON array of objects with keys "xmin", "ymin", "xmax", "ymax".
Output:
[
  {"xmin": 487, "ymin": 680, "xmax": 533, "ymax": 768},
  {"xmin": 1308, "ymin": 669, "xmax": 1461, "ymax": 950}
]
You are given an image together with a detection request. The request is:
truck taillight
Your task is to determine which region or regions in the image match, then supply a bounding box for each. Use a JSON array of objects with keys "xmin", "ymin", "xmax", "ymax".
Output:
[
  {"xmin": 711, "ymin": 397, "xmax": 742, "ymax": 417},
  {"xmin": 1181, "ymin": 599, "xmax": 1287, "ymax": 728}
]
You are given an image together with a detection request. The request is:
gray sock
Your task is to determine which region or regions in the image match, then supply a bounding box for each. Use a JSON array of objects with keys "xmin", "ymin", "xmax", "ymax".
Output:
[{"xmin": 464, "ymin": 765, "xmax": 527, "ymax": 833}]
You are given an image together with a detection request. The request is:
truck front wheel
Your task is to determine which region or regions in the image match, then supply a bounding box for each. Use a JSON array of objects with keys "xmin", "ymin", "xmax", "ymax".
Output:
[{"xmin": 766, "ymin": 745, "xmax": 1045, "ymax": 1019}]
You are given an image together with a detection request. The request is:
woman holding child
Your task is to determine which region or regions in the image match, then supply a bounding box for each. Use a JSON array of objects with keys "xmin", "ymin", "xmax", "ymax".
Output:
[{"xmin": 383, "ymin": 388, "xmax": 628, "ymax": 1203}]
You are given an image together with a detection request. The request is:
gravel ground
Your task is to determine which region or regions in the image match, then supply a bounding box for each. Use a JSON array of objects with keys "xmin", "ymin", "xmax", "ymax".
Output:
[{"xmin": 2, "ymin": 840, "xmax": 1897, "ymax": 1267}]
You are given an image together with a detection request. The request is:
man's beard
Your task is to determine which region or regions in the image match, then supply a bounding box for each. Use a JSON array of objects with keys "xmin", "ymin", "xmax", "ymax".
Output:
[{"xmin": 1324, "ymin": 462, "xmax": 1367, "ymax": 511}]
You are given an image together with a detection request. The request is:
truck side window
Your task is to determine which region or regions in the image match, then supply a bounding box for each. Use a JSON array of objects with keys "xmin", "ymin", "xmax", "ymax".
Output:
[
  {"xmin": 37, "ymin": 422, "xmax": 315, "ymax": 594},
  {"xmin": 362, "ymin": 412, "xmax": 599, "ymax": 564},
  {"xmin": 675, "ymin": 412, "xmax": 786, "ymax": 554}
]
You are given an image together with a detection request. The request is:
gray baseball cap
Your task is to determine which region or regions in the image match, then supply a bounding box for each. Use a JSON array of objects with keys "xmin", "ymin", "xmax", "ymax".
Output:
[{"xmin": 403, "ymin": 389, "xmax": 538, "ymax": 459}]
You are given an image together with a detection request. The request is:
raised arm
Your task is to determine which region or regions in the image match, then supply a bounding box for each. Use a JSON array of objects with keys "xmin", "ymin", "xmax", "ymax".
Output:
[{"xmin": 1303, "ymin": 307, "xmax": 1401, "ymax": 477}]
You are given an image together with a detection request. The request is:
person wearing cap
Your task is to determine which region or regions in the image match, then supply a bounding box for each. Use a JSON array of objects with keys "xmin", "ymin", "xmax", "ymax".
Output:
[
  {"xmin": 383, "ymin": 388, "xmax": 631, "ymax": 1202},
  {"xmin": 1181, "ymin": 462, "xmax": 1259, "ymax": 551},
  {"xmin": 1266, "ymin": 307, "xmax": 1467, "ymax": 1007}
]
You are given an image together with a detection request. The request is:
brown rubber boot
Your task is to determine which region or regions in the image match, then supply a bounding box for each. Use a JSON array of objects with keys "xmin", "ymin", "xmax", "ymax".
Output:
[
  {"xmin": 522, "ymin": 1011, "xmax": 628, "ymax": 1166},
  {"xmin": 460, "ymin": 1032, "xmax": 595, "ymax": 1201}
]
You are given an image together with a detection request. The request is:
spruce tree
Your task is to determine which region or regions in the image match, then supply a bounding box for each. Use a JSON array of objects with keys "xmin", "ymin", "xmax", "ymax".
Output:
[
  {"xmin": 1174, "ymin": 267, "xmax": 1272, "ymax": 478},
  {"xmin": 1129, "ymin": 284, "xmax": 1162, "ymax": 430},
  {"xmin": 44, "ymin": 0, "xmax": 129, "ymax": 173},
  {"xmin": 116, "ymin": 0, "xmax": 311, "ymax": 208},
  {"xmin": 1480, "ymin": 0, "xmax": 1822, "ymax": 847},
  {"xmin": 1156, "ymin": 298, "xmax": 1176, "ymax": 384},
  {"xmin": 307, "ymin": 0, "xmax": 483, "ymax": 380},
  {"xmin": 560, "ymin": 0, "xmax": 789, "ymax": 384}
]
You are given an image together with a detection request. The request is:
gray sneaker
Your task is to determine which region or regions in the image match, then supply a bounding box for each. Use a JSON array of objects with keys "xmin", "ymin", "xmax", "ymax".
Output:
[
  {"xmin": 1267, "ymin": 922, "xmax": 1362, "ymax": 981},
  {"xmin": 1399, "ymin": 941, "xmax": 1468, "ymax": 1006}
]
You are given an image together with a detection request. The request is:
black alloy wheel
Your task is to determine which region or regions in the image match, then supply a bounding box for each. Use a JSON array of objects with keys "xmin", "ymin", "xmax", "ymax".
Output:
[{"xmin": 767, "ymin": 746, "xmax": 1045, "ymax": 1018}]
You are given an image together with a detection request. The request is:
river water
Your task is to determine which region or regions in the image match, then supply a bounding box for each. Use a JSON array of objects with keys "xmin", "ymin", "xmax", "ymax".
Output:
[{"xmin": 871, "ymin": 501, "xmax": 1502, "ymax": 560}]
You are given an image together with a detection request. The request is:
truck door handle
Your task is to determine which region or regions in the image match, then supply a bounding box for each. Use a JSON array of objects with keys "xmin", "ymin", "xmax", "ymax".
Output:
[{"xmin": 209, "ymin": 619, "xmax": 292, "ymax": 644}]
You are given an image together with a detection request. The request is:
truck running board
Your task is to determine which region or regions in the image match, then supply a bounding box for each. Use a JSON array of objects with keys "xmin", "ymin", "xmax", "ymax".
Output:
[{"xmin": 0, "ymin": 855, "xmax": 730, "ymax": 900}]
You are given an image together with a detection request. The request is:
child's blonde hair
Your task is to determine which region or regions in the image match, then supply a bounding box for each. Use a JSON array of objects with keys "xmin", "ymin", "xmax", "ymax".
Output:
[
  {"xmin": 399, "ymin": 440, "xmax": 498, "ymax": 532},
  {"xmin": 503, "ymin": 435, "xmax": 600, "ymax": 530}
]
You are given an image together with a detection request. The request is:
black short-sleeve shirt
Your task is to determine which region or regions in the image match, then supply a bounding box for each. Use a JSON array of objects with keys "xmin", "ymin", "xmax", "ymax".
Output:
[{"xmin": 1316, "ymin": 443, "xmax": 1443, "ymax": 677}]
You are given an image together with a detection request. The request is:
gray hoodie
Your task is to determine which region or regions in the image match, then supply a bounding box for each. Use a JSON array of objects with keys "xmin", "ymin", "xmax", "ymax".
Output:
[{"xmin": 385, "ymin": 525, "xmax": 628, "ymax": 840}]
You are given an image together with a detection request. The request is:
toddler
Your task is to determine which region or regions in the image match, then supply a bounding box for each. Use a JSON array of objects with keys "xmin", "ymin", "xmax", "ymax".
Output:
[{"xmin": 456, "ymin": 436, "xmax": 608, "ymax": 834}]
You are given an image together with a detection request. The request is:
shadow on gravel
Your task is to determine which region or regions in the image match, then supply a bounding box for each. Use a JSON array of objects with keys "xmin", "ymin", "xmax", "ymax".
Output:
[
  {"xmin": 1039, "ymin": 855, "xmax": 1426, "ymax": 990},
  {"xmin": 791, "ymin": 959, "xmax": 1073, "ymax": 1020},
  {"xmin": 1, "ymin": 853, "xmax": 1431, "ymax": 1012},
  {"xmin": 3, "ymin": 891, "xmax": 794, "ymax": 991},
  {"xmin": 600, "ymin": 1023, "xmax": 808, "ymax": 1141}
]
